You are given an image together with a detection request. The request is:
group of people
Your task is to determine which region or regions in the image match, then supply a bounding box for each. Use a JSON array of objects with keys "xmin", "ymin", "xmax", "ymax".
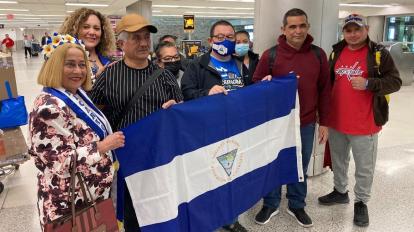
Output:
[
  {"xmin": 1, "ymin": 33, "xmax": 44, "ymax": 58},
  {"xmin": 27, "ymin": 6, "xmax": 401, "ymax": 232}
]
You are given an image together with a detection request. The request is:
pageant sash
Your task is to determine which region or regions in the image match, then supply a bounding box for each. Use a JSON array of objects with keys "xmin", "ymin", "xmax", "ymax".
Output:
[{"xmin": 43, "ymin": 87, "xmax": 112, "ymax": 140}]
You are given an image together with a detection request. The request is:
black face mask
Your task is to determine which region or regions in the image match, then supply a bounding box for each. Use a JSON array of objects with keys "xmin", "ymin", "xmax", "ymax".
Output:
[{"xmin": 164, "ymin": 60, "xmax": 181, "ymax": 77}]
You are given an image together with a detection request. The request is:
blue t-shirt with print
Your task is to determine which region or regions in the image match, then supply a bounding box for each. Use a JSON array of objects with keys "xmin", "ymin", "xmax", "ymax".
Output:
[{"xmin": 210, "ymin": 55, "xmax": 244, "ymax": 90}]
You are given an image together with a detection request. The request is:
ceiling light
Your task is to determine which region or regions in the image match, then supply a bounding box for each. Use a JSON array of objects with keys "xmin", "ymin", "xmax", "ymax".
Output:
[
  {"xmin": 185, "ymin": 11, "xmax": 253, "ymax": 15},
  {"xmin": 0, "ymin": 8, "xmax": 28, "ymax": 11},
  {"xmin": 339, "ymin": 3, "xmax": 392, "ymax": 8},
  {"xmin": 152, "ymin": 10, "xmax": 162, "ymax": 13},
  {"xmin": 199, "ymin": 15, "xmax": 253, "ymax": 18},
  {"xmin": 0, "ymin": 13, "xmax": 31, "ymax": 16},
  {"xmin": 153, "ymin": 4, "xmax": 253, "ymax": 10},
  {"xmin": 207, "ymin": 0, "xmax": 254, "ymax": 2},
  {"xmin": 153, "ymin": 5, "xmax": 206, "ymax": 9},
  {"xmin": 153, "ymin": 14, "xmax": 181, "ymax": 17},
  {"xmin": 36, "ymin": 15, "xmax": 66, "ymax": 17},
  {"xmin": 65, "ymin": 3, "xmax": 108, "ymax": 7},
  {"xmin": 153, "ymin": 14, "xmax": 253, "ymax": 18},
  {"xmin": 0, "ymin": 1, "xmax": 18, "ymax": 4}
]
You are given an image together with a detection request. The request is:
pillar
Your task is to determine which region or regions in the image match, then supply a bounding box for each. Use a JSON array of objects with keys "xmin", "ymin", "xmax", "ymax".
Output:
[{"xmin": 253, "ymin": 0, "xmax": 339, "ymax": 55}]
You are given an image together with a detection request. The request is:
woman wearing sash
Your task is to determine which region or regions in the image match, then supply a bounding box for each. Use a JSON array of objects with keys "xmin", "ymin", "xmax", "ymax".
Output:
[
  {"xmin": 28, "ymin": 40, "xmax": 124, "ymax": 229},
  {"xmin": 59, "ymin": 8, "xmax": 115, "ymax": 82}
]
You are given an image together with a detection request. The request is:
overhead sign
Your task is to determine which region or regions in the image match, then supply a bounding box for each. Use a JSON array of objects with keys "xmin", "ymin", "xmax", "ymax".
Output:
[
  {"xmin": 183, "ymin": 15, "xmax": 195, "ymax": 31},
  {"xmin": 182, "ymin": 40, "xmax": 201, "ymax": 59}
]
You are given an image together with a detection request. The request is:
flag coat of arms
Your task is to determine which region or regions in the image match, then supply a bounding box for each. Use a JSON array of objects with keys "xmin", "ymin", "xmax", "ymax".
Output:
[{"xmin": 115, "ymin": 74, "xmax": 303, "ymax": 231}]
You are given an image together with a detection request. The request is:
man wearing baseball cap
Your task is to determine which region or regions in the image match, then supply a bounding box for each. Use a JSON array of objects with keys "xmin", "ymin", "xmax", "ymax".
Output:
[
  {"xmin": 318, "ymin": 14, "xmax": 401, "ymax": 227},
  {"xmin": 90, "ymin": 14, "xmax": 183, "ymax": 231}
]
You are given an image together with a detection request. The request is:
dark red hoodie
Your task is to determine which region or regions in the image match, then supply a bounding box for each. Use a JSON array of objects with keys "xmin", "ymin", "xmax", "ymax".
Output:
[{"xmin": 253, "ymin": 35, "xmax": 331, "ymax": 126}]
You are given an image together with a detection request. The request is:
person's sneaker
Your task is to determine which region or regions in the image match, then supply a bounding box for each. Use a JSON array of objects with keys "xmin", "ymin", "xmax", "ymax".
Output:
[
  {"xmin": 354, "ymin": 201, "xmax": 369, "ymax": 227},
  {"xmin": 287, "ymin": 207, "xmax": 313, "ymax": 228},
  {"xmin": 318, "ymin": 188, "xmax": 350, "ymax": 205},
  {"xmin": 222, "ymin": 221, "xmax": 248, "ymax": 232},
  {"xmin": 254, "ymin": 206, "xmax": 279, "ymax": 225}
]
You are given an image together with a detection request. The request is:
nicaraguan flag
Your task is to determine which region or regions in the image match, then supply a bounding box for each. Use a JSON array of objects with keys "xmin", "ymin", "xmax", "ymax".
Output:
[{"xmin": 115, "ymin": 74, "xmax": 303, "ymax": 231}]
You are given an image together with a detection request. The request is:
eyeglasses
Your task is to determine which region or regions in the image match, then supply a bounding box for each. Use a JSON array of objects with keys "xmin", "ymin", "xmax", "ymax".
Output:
[
  {"xmin": 64, "ymin": 61, "xmax": 87, "ymax": 70},
  {"xmin": 212, "ymin": 34, "xmax": 235, "ymax": 42},
  {"xmin": 161, "ymin": 55, "xmax": 180, "ymax": 62}
]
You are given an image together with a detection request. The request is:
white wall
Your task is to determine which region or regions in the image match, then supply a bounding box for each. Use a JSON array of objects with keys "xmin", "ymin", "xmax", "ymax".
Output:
[{"xmin": 367, "ymin": 16, "xmax": 385, "ymax": 43}]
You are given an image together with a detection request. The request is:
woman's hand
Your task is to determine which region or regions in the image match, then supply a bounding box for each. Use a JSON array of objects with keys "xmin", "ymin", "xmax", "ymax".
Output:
[{"xmin": 97, "ymin": 131, "xmax": 125, "ymax": 154}]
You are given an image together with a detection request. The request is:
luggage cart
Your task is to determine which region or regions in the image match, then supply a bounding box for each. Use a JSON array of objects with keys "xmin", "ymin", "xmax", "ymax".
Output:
[
  {"xmin": 0, "ymin": 152, "xmax": 29, "ymax": 194},
  {"xmin": 31, "ymin": 42, "xmax": 41, "ymax": 56},
  {"xmin": 0, "ymin": 128, "xmax": 29, "ymax": 194}
]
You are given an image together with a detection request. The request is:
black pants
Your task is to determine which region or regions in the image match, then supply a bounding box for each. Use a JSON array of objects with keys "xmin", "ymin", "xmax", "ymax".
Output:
[
  {"xmin": 124, "ymin": 187, "xmax": 141, "ymax": 232},
  {"xmin": 24, "ymin": 47, "xmax": 32, "ymax": 57}
]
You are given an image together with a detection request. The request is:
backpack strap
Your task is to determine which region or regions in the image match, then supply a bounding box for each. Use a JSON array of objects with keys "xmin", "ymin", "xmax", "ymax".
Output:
[
  {"xmin": 311, "ymin": 44, "xmax": 322, "ymax": 65},
  {"xmin": 268, "ymin": 45, "xmax": 277, "ymax": 74},
  {"xmin": 115, "ymin": 68, "xmax": 163, "ymax": 129},
  {"xmin": 268, "ymin": 44, "xmax": 322, "ymax": 75},
  {"xmin": 373, "ymin": 45, "xmax": 390, "ymax": 103},
  {"xmin": 374, "ymin": 45, "xmax": 382, "ymax": 75}
]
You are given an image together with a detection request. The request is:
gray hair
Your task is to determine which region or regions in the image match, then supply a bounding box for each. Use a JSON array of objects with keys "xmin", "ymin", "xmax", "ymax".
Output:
[{"xmin": 118, "ymin": 31, "xmax": 129, "ymax": 42}]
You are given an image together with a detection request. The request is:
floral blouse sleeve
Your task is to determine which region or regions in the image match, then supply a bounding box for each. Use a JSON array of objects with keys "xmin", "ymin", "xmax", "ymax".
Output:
[{"xmin": 29, "ymin": 93, "xmax": 104, "ymax": 178}]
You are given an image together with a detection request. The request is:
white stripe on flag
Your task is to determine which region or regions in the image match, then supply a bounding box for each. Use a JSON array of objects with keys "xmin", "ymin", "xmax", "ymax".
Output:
[{"xmin": 126, "ymin": 109, "xmax": 299, "ymax": 227}]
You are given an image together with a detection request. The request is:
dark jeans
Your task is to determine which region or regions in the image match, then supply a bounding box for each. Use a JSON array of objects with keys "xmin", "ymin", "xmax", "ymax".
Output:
[
  {"xmin": 124, "ymin": 187, "xmax": 141, "ymax": 232},
  {"xmin": 263, "ymin": 123, "xmax": 315, "ymax": 209},
  {"xmin": 24, "ymin": 47, "xmax": 32, "ymax": 57}
]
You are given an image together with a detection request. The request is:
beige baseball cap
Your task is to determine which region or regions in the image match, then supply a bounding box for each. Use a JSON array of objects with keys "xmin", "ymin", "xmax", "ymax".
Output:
[{"xmin": 116, "ymin": 14, "xmax": 157, "ymax": 34}]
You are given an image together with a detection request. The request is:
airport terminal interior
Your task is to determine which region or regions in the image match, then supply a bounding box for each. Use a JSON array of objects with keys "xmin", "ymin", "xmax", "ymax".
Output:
[{"xmin": 1, "ymin": 0, "xmax": 414, "ymax": 232}]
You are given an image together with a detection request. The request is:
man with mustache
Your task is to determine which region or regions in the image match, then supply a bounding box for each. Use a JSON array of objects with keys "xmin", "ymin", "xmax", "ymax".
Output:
[
  {"xmin": 252, "ymin": 8, "xmax": 331, "ymax": 228},
  {"xmin": 90, "ymin": 13, "xmax": 183, "ymax": 232}
]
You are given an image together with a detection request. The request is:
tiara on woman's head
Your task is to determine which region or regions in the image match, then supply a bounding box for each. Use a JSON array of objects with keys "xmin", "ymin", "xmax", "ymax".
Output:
[{"xmin": 42, "ymin": 32, "xmax": 87, "ymax": 58}]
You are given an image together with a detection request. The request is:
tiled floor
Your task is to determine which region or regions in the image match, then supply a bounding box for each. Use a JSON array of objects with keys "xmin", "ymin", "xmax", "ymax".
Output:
[{"xmin": 1, "ymin": 50, "xmax": 414, "ymax": 232}]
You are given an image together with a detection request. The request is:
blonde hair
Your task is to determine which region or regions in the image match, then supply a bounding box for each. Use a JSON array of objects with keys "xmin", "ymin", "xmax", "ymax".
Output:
[
  {"xmin": 38, "ymin": 43, "xmax": 92, "ymax": 91},
  {"xmin": 59, "ymin": 8, "xmax": 115, "ymax": 56}
]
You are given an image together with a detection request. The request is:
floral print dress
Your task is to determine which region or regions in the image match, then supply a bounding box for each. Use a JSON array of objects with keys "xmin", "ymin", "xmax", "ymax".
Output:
[{"xmin": 28, "ymin": 92, "xmax": 114, "ymax": 227}]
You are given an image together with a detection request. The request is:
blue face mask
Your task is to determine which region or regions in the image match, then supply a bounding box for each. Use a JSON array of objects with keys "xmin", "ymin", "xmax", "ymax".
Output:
[
  {"xmin": 212, "ymin": 39, "xmax": 235, "ymax": 56},
  {"xmin": 235, "ymin": 43, "xmax": 249, "ymax": 56}
]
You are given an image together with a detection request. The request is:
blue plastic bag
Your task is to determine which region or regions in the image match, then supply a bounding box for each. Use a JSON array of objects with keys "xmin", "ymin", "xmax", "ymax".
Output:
[{"xmin": 0, "ymin": 81, "xmax": 28, "ymax": 129}]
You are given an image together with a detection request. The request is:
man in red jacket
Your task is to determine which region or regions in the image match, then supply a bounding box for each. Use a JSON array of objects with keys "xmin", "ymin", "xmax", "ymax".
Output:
[
  {"xmin": 252, "ymin": 8, "xmax": 331, "ymax": 228},
  {"xmin": 1, "ymin": 34, "xmax": 14, "ymax": 55}
]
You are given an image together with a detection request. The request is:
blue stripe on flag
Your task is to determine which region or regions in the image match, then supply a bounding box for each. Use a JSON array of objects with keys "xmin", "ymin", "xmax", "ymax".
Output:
[
  {"xmin": 116, "ymin": 74, "xmax": 297, "ymax": 177},
  {"xmin": 139, "ymin": 147, "xmax": 297, "ymax": 232}
]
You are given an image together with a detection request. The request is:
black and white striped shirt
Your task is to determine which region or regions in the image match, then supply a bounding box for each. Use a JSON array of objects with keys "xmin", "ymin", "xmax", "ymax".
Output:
[{"xmin": 90, "ymin": 60, "xmax": 183, "ymax": 131}]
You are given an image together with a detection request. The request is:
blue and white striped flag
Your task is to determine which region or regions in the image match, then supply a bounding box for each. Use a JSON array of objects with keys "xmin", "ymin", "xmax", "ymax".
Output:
[{"xmin": 115, "ymin": 74, "xmax": 303, "ymax": 232}]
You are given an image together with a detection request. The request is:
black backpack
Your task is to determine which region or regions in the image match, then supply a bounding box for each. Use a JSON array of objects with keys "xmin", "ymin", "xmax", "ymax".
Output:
[{"xmin": 267, "ymin": 44, "xmax": 322, "ymax": 74}]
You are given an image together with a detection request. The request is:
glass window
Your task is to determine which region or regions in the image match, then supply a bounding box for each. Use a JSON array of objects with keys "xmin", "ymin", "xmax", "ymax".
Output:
[{"xmin": 384, "ymin": 15, "xmax": 414, "ymax": 51}]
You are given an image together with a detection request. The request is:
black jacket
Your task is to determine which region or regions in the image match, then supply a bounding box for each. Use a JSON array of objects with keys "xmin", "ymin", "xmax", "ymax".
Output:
[
  {"xmin": 181, "ymin": 52, "xmax": 252, "ymax": 101},
  {"xmin": 329, "ymin": 38, "xmax": 402, "ymax": 126},
  {"xmin": 236, "ymin": 50, "xmax": 259, "ymax": 83}
]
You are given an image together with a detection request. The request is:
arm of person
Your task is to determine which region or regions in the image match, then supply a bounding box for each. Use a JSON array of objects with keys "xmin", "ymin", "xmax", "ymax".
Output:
[
  {"xmin": 318, "ymin": 126, "xmax": 329, "ymax": 144},
  {"xmin": 181, "ymin": 61, "xmax": 210, "ymax": 100},
  {"xmin": 163, "ymin": 70, "xmax": 184, "ymax": 108},
  {"xmin": 366, "ymin": 49, "xmax": 402, "ymax": 95},
  {"xmin": 29, "ymin": 100, "xmax": 103, "ymax": 178},
  {"xmin": 252, "ymin": 49, "xmax": 272, "ymax": 82},
  {"xmin": 90, "ymin": 70, "xmax": 109, "ymax": 108},
  {"xmin": 317, "ymin": 49, "xmax": 332, "ymax": 128}
]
